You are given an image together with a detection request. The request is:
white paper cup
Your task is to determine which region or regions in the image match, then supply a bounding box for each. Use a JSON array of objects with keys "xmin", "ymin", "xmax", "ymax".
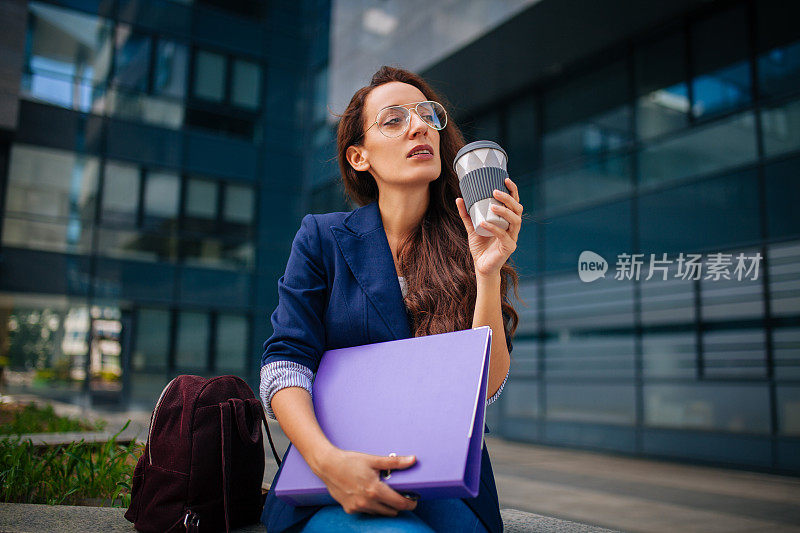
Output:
[{"xmin": 454, "ymin": 140, "xmax": 510, "ymax": 237}]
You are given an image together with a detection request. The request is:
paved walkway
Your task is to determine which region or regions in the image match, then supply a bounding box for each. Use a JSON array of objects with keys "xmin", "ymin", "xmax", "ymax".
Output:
[{"xmin": 4, "ymin": 394, "xmax": 800, "ymax": 532}]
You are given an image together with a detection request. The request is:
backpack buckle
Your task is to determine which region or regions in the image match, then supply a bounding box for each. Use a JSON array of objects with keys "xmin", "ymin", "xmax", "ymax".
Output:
[{"xmin": 183, "ymin": 510, "xmax": 200, "ymax": 530}]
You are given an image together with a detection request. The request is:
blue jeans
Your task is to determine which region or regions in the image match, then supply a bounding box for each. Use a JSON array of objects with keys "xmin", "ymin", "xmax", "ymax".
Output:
[{"xmin": 294, "ymin": 498, "xmax": 489, "ymax": 532}]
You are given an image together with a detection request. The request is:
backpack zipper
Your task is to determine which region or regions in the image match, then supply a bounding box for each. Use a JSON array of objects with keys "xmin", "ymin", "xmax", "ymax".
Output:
[{"xmin": 148, "ymin": 376, "xmax": 178, "ymax": 464}]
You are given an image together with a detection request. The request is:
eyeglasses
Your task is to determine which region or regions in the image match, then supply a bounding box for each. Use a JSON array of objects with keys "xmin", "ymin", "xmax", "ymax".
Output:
[{"xmin": 362, "ymin": 100, "xmax": 447, "ymax": 138}]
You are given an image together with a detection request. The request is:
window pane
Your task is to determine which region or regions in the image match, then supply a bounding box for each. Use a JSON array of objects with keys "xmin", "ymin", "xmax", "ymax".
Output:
[
  {"xmin": 23, "ymin": 2, "xmax": 111, "ymax": 112},
  {"xmin": 639, "ymin": 111, "xmax": 757, "ymax": 188},
  {"xmin": 756, "ymin": 0, "xmax": 800, "ymax": 99},
  {"xmin": 765, "ymin": 156, "xmax": 800, "ymax": 241},
  {"xmin": 702, "ymin": 329, "xmax": 766, "ymax": 378},
  {"xmin": 541, "ymin": 151, "xmax": 631, "ymax": 214},
  {"xmin": 690, "ymin": 4, "xmax": 752, "ymax": 119},
  {"xmin": 133, "ymin": 308, "xmax": 170, "ymax": 371},
  {"xmin": 543, "ymin": 59, "xmax": 631, "ymax": 168},
  {"xmin": 642, "ymin": 332, "xmax": 696, "ymax": 379},
  {"xmin": 113, "ymin": 24, "xmax": 151, "ymax": 92},
  {"xmin": 774, "ymin": 327, "xmax": 800, "ymax": 380},
  {"xmin": 231, "ymin": 59, "xmax": 261, "ymax": 109},
  {"xmin": 543, "ymin": 273, "xmax": 635, "ymax": 331},
  {"xmin": 777, "ymin": 386, "xmax": 800, "ymax": 436},
  {"xmin": 635, "ymin": 28, "xmax": 689, "ymax": 141},
  {"xmin": 6, "ymin": 144, "xmax": 98, "ymax": 222},
  {"xmin": 504, "ymin": 379, "xmax": 539, "ymax": 419},
  {"xmin": 544, "ymin": 334, "xmax": 635, "ymax": 379},
  {"xmin": 546, "ymin": 384, "xmax": 636, "ymax": 425},
  {"xmin": 102, "ymin": 161, "xmax": 139, "ymax": 224},
  {"xmin": 154, "ymin": 39, "xmax": 188, "ymax": 98},
  {"xmin": 180, "ymin": 236, "xmax": 253, "ymax": 270},
  {"xmin": 143, "ymin": 171, "xmax": 180, "ymax": 219},
  {"xmin": 638, "ymin": 168, "xmax": 761, "ymax": 255},
  {"xmin": 186, "ymin": 178, "xmax": 217, "ymax": 219},
  {"xmin": 311, "ymin": 67, "xmax": 328, "ymax": 123},
  {"xmin": 223, "ymin": 184, "xmax": 254, "ymax": 224},
  {"xmin": 215, "ymin": 313, "xmax": 248, "ymax": 373},
  {"xmin": 106, "ymin": 90, "xmax": 184, "ymax": 129},
  {"xmin": 2, "ymin": 215, "xmax": 92, "ymax": 253},
  {"xmin": 761, "ymin": 96, "xmax": 800, "ymax": 158},
  {"xmin": 768, "ymin": 240, "xmax": 800, "ymax": 318},
  {"xmin": 194, "ymin": 50, "xmax": 225, "ymax": 102},
  {"xmin": 97, "ymin": 228, "xmax": 177, "ymax": 262},
  {"xmin": 175, "ymin": 311, "xmax": 208, "ymax": 369},
  {"xmin": 644, "ymin": 384, "xmax": 770, "ymax": 433},
  {"xmin": 506, "ymin": 95, "xmax": 538, "ymax": 177}
]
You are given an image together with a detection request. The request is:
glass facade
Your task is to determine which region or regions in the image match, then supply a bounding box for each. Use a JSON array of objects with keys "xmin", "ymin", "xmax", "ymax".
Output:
[
  {"xmin": 435, "ymin": 0, "xmax": 800, "ymax": 473},
  {"xmin": 0, "ymin": 0, "xmax": 330, "ymax": 409}
]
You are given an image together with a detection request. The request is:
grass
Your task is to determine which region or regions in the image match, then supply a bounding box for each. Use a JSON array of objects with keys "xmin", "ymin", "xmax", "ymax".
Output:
[
  {"xmin": 0, "ymin": 402, "xmax": 107, "ymax": 434},
  {"xmin": 0, "ymin": 421, "xmax": 143, "ymax": 507},
  {"xmin": 0, "ymin": 401, "xmax": 142, "ymax": 507}
]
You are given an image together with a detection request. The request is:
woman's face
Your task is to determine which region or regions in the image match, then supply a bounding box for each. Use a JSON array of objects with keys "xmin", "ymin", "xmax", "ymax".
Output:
[{"xmin": 348, "ymin": 81, "xmax": 442, "ymax": 189}]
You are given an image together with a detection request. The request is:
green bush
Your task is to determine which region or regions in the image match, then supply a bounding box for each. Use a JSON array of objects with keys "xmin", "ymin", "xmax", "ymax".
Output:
[
  {"xmin": 0, "ymin": 420, "xmax": 142, "ymax": 507},
  {"xmin": 0, "ymin": 402, "xmax": 106, "ymax": 435}
]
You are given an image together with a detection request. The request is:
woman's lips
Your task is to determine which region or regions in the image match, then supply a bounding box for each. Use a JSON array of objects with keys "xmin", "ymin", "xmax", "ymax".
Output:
[{"xmin": 408, "ymin": 152, "xmax": 434, "ymax": 160}]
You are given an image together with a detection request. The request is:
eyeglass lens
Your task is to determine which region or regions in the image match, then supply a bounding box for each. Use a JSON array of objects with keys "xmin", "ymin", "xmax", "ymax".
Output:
[{"xmin": 376, "ymin": 102, "xmax": 446, "ymax": 137}]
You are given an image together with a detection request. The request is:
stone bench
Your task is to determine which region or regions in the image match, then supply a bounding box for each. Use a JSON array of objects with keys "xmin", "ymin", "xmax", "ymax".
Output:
[{"xmin": 0, "ymin": 503, "xmax": 620, "ymax": 532}]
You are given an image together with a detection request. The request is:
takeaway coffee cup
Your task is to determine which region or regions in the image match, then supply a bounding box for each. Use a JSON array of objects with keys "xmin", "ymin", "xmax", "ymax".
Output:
[{"xmin": 453, "ymin": 140, "xmax": 510, "ymax": 237}]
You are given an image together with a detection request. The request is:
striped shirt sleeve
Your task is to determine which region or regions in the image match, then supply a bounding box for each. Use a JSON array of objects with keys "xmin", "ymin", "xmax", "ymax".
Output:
[
  {"xmin": 486, "ymin": 367, "xmax": 509, "ymax": 406},
  {"xmin": 260, "ymin": 360, "xmax": 315, "ymax": 420}
]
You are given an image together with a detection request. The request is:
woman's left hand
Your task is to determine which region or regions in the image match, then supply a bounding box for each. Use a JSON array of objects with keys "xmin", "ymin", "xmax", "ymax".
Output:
[{"xmin": 456, "ymin": 176, "xmax": 523, "ymax": 278}]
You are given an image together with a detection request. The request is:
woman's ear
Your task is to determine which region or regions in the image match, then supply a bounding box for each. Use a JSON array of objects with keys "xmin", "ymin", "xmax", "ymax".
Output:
[{"xmin": 346, "ymin": 145, "xmax": 370, "ymax": 172}]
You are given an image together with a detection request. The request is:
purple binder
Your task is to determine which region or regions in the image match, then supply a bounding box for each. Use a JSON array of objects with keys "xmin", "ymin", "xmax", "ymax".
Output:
[{"xmin": 273, "ymin": 326, "xmax": 493, "ymax": 506}]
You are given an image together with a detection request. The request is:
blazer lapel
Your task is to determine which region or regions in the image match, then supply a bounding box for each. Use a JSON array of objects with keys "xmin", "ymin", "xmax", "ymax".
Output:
[{"xmin": 330, "ymin": 201, "xmax": 412, "ymax": 341}]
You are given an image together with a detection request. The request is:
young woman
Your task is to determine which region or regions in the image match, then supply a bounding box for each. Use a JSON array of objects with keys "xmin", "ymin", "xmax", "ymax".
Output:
[{"xmin": 260, "ymin": 66, "xmax": 522, "ymax": 532}]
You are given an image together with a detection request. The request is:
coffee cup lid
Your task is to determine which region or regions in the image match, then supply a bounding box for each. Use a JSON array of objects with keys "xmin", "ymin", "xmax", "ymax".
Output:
[{"xmin": 453, "ymin": 140, "xmax": 508, "ymax": 172}]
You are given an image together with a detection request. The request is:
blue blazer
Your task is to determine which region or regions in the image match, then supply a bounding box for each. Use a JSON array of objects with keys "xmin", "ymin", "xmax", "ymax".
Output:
[{"xmin": 260, "ymin": 200, "xmax": 508, "ymax": 533}]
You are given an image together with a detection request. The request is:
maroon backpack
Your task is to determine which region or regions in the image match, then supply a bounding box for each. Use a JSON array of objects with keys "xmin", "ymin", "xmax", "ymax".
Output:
[{"xmin": 125, "ymin": 375, "xmax": 282, "ymax": 532}]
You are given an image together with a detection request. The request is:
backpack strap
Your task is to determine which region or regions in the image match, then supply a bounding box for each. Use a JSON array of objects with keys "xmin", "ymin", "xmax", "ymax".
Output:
[
  {"xmin": 246, "ymin": 398, "xmax": 282, "ymax": 468},
  {"xmin": 219, "ymin": 401, "xmax": 233, "ymax": 533}
]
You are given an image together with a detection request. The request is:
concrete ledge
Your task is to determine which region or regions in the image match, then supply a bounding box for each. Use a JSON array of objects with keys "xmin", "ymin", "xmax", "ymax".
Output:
[{"xmin": 0, "ymin": 503, "xmax": 619, "ymax": 532}]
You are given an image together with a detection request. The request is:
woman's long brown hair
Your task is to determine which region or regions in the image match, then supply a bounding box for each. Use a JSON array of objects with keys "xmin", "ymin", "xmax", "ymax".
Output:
[{"xmin": 336, "ymin": 66, "xmax": 520, "ymax": 347}]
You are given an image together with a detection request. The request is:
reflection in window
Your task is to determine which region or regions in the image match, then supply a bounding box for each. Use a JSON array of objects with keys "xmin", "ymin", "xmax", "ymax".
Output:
[
  {"xmin": 503, "ymin": 379, "xmax": 539, "ymax": 419},
  {"xmin": 635, "ymin": 28, "xmax": 689, "ymax": 141},
  {"xmin": 2, "ymin": 215, "xmax": 92, "ymax": 254},
  {"xmin": 756, "ymin": 0, "xmax": 800, "ymax": 99},
  {"xmin": 777, "ymin": 386, "xmax": 800, "ymax": 436},
  {"xmin": 113, "ymin": 24, "xmax": 151, "ymax": 91},
  {"xmin": 194, "ymin": 50, "xmax": 225, "ymax": 102},
  {"xmin": 154, "ymin": 40, "xmax": 188, "ymax": 98},
  {"xmin": 6, "ymin": 144, "xmax": 99, "ymax": 223},
  {"xmin": 223, "ymin": 184, "xmax": 254, "ymax": 224},
  {"xmin": 702, "ymin": 329, "xmax": 766, "ymax": 378},
  {"xmin": 774, "ymin": 327, "xmax": 800, "ymax": 380},
  {"xmin": 690, "ymin": 5, "xmax": 752, "ymax": 119},
  {"xmin": 185, "ymin": 178, "xmax": 218, "ymax": 220},
  {"xmin": 175, "ymin": 311, "xmax": 208, "ymax": 369},
  {"xmin": 179, "ymin": 236, "xmax": 253, "ymax": 270},
  {"xmin": 638, "ymin": 168, "xmax": 760, "ymax": 255},
  {"xmin": 764, "ymin": 156, "xmax": 800, "ymax": 241},
  {"xmin": 546, "ymin": 384, "xmax": 635, "ymax": 425},
  {"xmin": 544, "ymin": 334, "xmax": 635, "ymax": 378},
  {"xmin": 541, "ymin": 151, "xmax": 631, "ymax": 213},
  {"xmin": 761, "ymin": 97, "xmax": 800, "ymax": 158},
  {"xmin": 543, "ymin": 60, "xmax": 631, "ymax": 169},
  {"xmin": 768, "ymin": 240, "xmax": 800, "ymax": 318},
  {"xmin": 542, "ymin": 273, "xmax": 635, "ymax": 331},
  {"xmin": 133, "ymin": 308, "xmax": 170, "ymax": 371},
  {"xmin": 644, "ymin": 383, "xmax": 770, "ymax": 433},
  {"xmin": 231, "ymin": 59, "xmax": 261, "ymax": 109},
  {"xmin": 642, "ymin": 332, "xmax": 696, "ymax": 379},
  {"xmin": 506, "ymin": 95, "xmax": 538, "ymax": 177},
  {"xmin": 97, "ymin": 228, "xmax": 177, "ymax": 262},
  {"xmin": 22, "ymin": 2, "xmax": 112, "ymax": 113},
  {"xmin": 639, "ymin": 111, "xmax": 757, "ymax": 188},
  {"xmin": 143, "ymin": 171, "xmax": 180, "ymax": 222},
  {"xmin": 102, "ymin": 161, "xmax": 140, "ymax": 224},
  {"xmin": 215, "ymin": 313, "xmax": 248, "ymax": 374}
]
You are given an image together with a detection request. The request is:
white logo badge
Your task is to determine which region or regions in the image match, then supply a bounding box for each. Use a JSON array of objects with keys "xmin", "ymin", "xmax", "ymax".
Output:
[{"xmin": 578, "ymin": 251, "xmax": 607, "ymax": 282}]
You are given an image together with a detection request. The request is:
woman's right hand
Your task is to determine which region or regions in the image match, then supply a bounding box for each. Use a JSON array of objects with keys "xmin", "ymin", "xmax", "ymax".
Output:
[{"xmin": 313, "ymin": 448, "xmax": 418, "ymax": 516}]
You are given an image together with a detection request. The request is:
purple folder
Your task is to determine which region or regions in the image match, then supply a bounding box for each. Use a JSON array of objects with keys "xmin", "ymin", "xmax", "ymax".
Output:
[{"xmin": 273, "ymin": 326, "xmax": 493, "ymax": 506}]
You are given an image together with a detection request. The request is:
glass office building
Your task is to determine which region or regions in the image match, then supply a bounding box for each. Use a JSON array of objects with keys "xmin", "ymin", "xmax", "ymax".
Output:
[
  {"xmin": 316, "ymin": 0, "xmax": 800, "ymax": 475},
  {"xmin": 0, "ymin": 0, "xmax": 330, "ymax": 408}
]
